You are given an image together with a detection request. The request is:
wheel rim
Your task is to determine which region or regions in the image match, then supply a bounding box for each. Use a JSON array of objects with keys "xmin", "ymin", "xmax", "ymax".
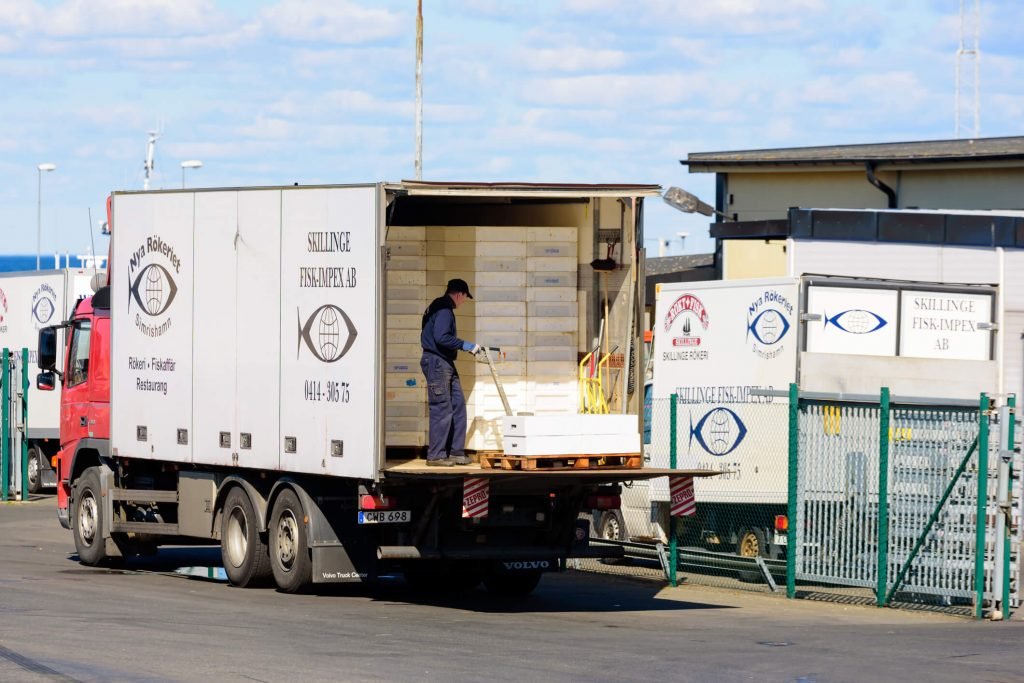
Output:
[
  {"xmin": 225, "ymin": 506, "xmax": 249, "ymax": 569},
  {"xmin": 28, "ymin": 455, "xmax": 39, "ymax": 486},
  {"xmin": 275, "ymin": 510, "xmax": 299, "ymax": 571},
  {"xmin": 602, "ymin": 516, "xmax": 621, "ymax": 540},
  {"xmin": 739, "ymin": 532, "xmax": 759, "ymax": 558},
  {"xmin": 79, "ymin": 491, "xmax": 98, "ymax": 547}
]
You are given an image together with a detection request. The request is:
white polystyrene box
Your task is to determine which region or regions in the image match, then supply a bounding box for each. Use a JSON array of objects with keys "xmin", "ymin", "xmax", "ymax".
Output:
[
  {"xmin": 502, "ymin": 414, "xmax": 638, "ymax": 437},
  {"xmin": 388, "ymin": 226, "xmax": 426, "ymax": 240},
  {"xmin": 527, "ymin": 287, "xmax": 577, "ymax": 302},
  {"xmin": 388, "ymin": 270, "xmax": 426, "ymax": 286},
  {"xmin": 502, "ymin": 433, "xmax": 640, "ymax": 456},
  {"xmin": 527, "ymin": 301, "xmax": 577, "ymax": 318},
  {"xmin": 386, "ymin": 240, "xmax": 426, "ymax": 257},
  {"xmin": 528, "ymin": 242, "xmax": 576, "ymax": 258},
  {"xmin": 527, "ymin": 227, "xmax": 576, "ymax": 242},
  {"xmin": 530, "ymin": 272, "xmax": 577, "ymax": 288},
  {"xmin": 527, "ymin": 256, "xmax": 577, "ymax": 272}
]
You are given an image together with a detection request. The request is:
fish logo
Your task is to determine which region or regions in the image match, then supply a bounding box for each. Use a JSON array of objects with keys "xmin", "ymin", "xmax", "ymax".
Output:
[
  {"xmin": 824, "ymin": 309, "xmax": 887, "ymax": 334},
  {"xmin": 298, "ymin": 304, "xmax": 358, "ymax": 363},
  {"xmin": 690, "ymin": 406, "xmax": 748, "ymax": 456},
  {"xmin": 747, "ymin": 308, "xmax": 790, "ymax": 346},
  {"xmin": 31, "ymin": 284, "xmax": 57, "ymax": 326},
  {"xmin": 129, "ymin": 264, "xmax": 178, "ymax": 317}
]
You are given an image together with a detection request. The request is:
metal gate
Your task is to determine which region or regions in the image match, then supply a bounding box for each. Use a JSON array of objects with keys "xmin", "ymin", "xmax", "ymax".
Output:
[
  {"xmin": 1, "ymin": 348, "xmax": 30, "ymax": 501},
  {"xmin": 790, "ymin": 389, "xmax": 1019, "ymax": 618}
]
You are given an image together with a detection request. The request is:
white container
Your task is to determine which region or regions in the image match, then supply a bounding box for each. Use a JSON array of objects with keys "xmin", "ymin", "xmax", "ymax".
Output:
[
  {"xmin": 388, "ymin": 270, "xmax": 426, "ymax": 286},
  {"xmin": 429, "ymin": 241, "xmax": 526, "ymax": 258},
  {"xmin": 527, "ymin": 317, "xmax": 577, "ymax": 332},
  {"xmin": 527, "ymin": 227, "xmax": 576, "ymax": 242},
  {"xmin": 385, "ymin": 373, "xmax": 422, "ymax": 389},
  {"xmin": 527, "ymin": 301, "xmax": 577, "ymax": 318},
  {"xmin": 439, "ymin": 226, "xmax": 526, "ymax": 242},
  {"xmin": 388, "ymin": 226, "xmax": 426, "ymax": 240},
  {"xmin": 387, "ymin": 286, "xmax": 426, "ymax": 301},
  {"xmin": 386, "ymin": 417, "xmax": 426, "ymax": 433},
  {"xmin": 388, "ymin": 255, "xmax": 425, "ymax": 271},
  {"xmin": 385, "ymin": 387, "xmax": 425, "ymax": 404},
  {"xmin": 476, "ymin": 331, "xmax": 527, "ymax": 347},
  {"xmin": 386, "ymin": 329, "xmax": 421, "ymax": 345},
  {"xmin": 502, "ymin": 413, "xmax": 638, "ymax": 437},
  {"xmin": 387, "ymin": 240, "xmax": 426, "ymax": 257},
  {"xmin": 503, "ymin": 432, "xmax": 639, "ymax": 456},
  {"xmin": 474, "ymin": 301, "xmax": 526, "ymax": 317},
  {"xmin": 387, "ymin": 300, "xmax": 426, "ymax": 315},
  {"xmin": 475, "ymin": 316, "xmax": 527, "ymax": 332},
  {"xmin": 527, "ymin": 331, "xmax": 574, "ymax": 347},
  {"xmin": 529, "ymin": 272, "xmax": 577, "ymax": 288},
  {"xmin": 474, "ymin": 286, "xmax": 526, "ymax": 302},
  {"xmin": 386, "ymin": 315, "xmax": 422, "ymax": 330},
  {"xmin": 386, "ymin": 431, "xmax": 426, "ymax": 447},
  {"xmin": 386, "ymin": 401, "xmax": 426, "ymax": 418},
  {"xmin": 527, "ymin": 256, "xmax": 577, "ymax": 272},
  {"xmin": 528, "ymin": 242, "xmax": 576, "ymax": 258},
  {"xmin": 527, "ymin": 347, "xmax": 576, "ymax": 362},
  {"xmin": 527, "ymin": 287, "xmax": 577, "ymax": 302}
]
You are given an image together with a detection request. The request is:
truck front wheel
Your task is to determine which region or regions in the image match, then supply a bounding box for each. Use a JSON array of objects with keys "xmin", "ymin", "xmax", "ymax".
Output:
[
  {"xmin": 27, "ymin": 447, "xmax": 44, "ymax": 494},
  {"xmin": 221, "ymin": 487, "xmax": 272, "ymax": 588},
  {"xmin": 269, "ymin": 489, "xmax": 312, "ymax": 593},
  {"xmin": 73, "ymin": 467, "xmax": 107, "ymax": 566}
]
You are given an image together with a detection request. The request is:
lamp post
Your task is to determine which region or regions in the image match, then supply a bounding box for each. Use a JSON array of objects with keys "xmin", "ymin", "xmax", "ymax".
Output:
[
  {"xmin": 36, "ymin": 163, "xmax": 56, "ymax": 271},
  {"xmin": 662, "ymin": 186, "xmax": 732, "ymax": 221},
  {"xmin": 180, "ymin": 160, "xmax": 202, "ymax": 188}
]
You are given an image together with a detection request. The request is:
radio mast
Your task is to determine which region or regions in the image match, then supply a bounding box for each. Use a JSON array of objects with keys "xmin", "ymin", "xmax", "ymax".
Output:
[
  {"xmin": 955, "ymin": 0, "xmax": 980, "ymax": 139},
  {"xmin": 143, "ymin": 130, "xmax": 160, "ymax": 190}
]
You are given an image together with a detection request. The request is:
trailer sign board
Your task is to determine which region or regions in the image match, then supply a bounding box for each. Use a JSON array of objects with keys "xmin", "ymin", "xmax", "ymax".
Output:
[
  {"xmin": 652, "ymin": 279, "xmax": 798, "ymax": 504},
  {"xmin": 899, "ymin": 290, "xmax": 993, "ymax": 360},
  {"xmin": 805, "ymin": 286, "xmax": 898, "ymax": 356}
]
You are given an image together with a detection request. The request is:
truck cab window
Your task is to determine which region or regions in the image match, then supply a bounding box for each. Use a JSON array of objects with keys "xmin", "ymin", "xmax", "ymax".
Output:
[{"xmin": 67, "ymin": 321, "xmax": 92, "ymax": 387}]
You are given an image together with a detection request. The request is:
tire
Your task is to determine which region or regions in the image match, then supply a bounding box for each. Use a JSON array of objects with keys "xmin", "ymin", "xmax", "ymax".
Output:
[
  {"xmin": 269, "ymin": 489, "xmax": 312, "ymax": 593},
  {"xmin": 27, "ymin": 447, "xmax": 44, "ymax": 495},
  {"xmin": 220, "ymin": 487, "xmax": 272, "ymax": 588},
  {"xmin": 598, "ymin": 510, "xmax": 626, "ymax": 541},
  {"xmin": 483, "ymin": 571, "xmax": 542, "ymax": 597},
  {"xmin": 73, "ymin": 467, "xmax": 107, "ymax": 566},
  {"xmin": 736, "ymin": 527, "xmax": 768, "ymax": 559}
]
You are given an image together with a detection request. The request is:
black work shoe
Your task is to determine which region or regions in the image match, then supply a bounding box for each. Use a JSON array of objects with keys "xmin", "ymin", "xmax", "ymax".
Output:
[
  {"xmin": 449, "ymin": 455, "xmax": 471, "ymax": 466},
  {"xmin": 426, "ymin": 458, "xmax": 455, "ymax": 467}
]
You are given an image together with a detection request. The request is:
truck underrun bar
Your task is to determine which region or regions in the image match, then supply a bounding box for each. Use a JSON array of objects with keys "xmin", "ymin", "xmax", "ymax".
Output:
[{"xmin": 376, "ymin": 545, "xmax": 624, "ymax": 561}]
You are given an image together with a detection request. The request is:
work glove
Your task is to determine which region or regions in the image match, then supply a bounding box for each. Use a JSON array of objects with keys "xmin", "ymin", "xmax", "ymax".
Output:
[{"xmin": 462, "ymin": 341, "xmax": 481, "ymax": 355}]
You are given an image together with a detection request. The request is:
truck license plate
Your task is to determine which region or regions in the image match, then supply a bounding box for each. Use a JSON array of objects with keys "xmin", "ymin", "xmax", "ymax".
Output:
[{"xmin": 358, "ymin": 510, "xmax": 411, "ymax": 524}]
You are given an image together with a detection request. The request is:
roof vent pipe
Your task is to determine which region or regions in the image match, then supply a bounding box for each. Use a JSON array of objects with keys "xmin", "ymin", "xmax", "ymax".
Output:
[{"xmin": 865, "ymin": 162, "xmax": 898, "ymax": 208}]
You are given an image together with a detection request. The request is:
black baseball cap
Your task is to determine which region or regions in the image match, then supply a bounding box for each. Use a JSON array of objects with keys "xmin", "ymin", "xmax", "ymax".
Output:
[{"xmin": 446, "ymin": 278, "xmax": 473, "ymax": 299}]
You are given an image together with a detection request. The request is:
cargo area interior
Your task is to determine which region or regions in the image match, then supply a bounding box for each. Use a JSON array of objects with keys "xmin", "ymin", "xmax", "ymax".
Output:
[{"xmin": 382, "ymin": 190, "xmax": 643, "ymax": 459}]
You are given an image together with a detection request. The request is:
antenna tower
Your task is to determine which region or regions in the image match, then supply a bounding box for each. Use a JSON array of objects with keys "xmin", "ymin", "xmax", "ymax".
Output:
[
  {"xmin": 955, "ymin": 0, "xmax": 980, "ymax": 139},
  {"xmin": 143, "ymin": 130, "xmax": 160, "ymax": 190}
]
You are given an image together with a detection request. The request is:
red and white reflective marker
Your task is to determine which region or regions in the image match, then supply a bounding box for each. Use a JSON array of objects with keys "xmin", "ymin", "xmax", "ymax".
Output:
[
  {"xmin": 462, "ymin": 477, "xmax": 489, "ymax": 518},
  {"xmin": 670, "ymin": 476, "xmax": 696, "ymax": 517}
]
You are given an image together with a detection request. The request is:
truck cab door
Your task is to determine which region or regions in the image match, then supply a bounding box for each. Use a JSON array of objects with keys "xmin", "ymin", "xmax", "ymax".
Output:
[{"xmin": 60, "ymin": 319, "xmax": 92, "ymax": 448}]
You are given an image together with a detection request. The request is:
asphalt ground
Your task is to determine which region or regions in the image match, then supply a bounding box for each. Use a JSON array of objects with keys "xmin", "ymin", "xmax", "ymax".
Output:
[{"xmin": 2, "ymin": 495, "xmax": 1023, "ymax": 683}]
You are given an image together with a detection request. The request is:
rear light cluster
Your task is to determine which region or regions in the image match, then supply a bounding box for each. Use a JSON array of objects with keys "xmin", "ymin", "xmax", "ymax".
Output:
[
  {"xmin": 359, "ymin": 494, "xmax": 397, "ymax": 511},
  {"xmin": 774, "ymin": 515, "xmax": 788, "ymax": 532},
  {"xmin": 585, "ymin": 494, "xmax": 621, "ymax": 511}
]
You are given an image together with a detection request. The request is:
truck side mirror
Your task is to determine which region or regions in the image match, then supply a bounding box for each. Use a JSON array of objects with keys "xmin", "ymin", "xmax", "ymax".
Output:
[
  {"xmin": 38, "ymin": 327, "xmax": 57, "ymax": 371},
  {"xmin": 37, "ymin": 372, "xmax": 55, "ymax": 392}
]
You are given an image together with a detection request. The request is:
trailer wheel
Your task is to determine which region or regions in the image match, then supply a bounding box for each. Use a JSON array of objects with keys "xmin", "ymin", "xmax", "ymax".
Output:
[
  {"xmin": 27, "ymin": 447, "xmax": 44, "ymax": 495},
  {"xmin": 598, "ymin": 510, "xmax": 626, "ymax": 542},
  {"xmin": 73, "ymin": 467, "xmax": 107, "ymax": 566},
  {"xmin": 483, "ymin": 571, "xmax": 542, "ymax": 597},
  {"xmin": 269, "ymin": 489, "xmax": 312, "ymax": 593},
  {"xmin": 737, "ymin": 527, "xmax": 767, "ymax": 559},
  {"xmin": 220, "ymin": 487, "xmax": 271, "ymax": 588}
]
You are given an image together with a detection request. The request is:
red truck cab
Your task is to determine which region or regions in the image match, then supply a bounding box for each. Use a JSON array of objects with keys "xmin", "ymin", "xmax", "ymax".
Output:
[{"xmin": 38, "ymin": 287, "xmax": 111, "ymax": 528}]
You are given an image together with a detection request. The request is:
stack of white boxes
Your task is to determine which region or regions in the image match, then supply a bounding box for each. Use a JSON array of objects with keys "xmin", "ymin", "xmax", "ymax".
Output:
[
  {"xmin": 384, "ymin": 227, "xmax": 428, "ymax": 447},
  {"xmin": 384, "ymin": 225, "xmax": 581, "ymax": 453}
]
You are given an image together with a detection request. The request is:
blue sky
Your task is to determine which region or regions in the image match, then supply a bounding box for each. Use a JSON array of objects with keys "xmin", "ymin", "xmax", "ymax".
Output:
[{"xmin": 2, "ymin": 0, "xmax": 1023, "ymax": 259}]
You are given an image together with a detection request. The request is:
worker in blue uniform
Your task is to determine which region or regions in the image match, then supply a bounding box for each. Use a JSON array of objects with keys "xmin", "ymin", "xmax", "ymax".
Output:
[{"xmin": 420, "ymin": 278, "xmax": 480, "ymax": 466}]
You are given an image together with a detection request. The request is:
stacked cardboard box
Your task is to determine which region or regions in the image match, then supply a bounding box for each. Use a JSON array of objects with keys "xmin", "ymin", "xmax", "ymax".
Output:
[{"xmin": 384, "ymin": 227, "xmax": 427, "ymax": 447}]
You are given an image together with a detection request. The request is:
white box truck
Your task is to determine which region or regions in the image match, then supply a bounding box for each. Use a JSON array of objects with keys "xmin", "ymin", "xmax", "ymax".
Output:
[
  {"xmin": 38, "ymin": 182, "xmax": 702, "ymax": 594},
  {"xmin": 0, "ymin": 269, "xmax": 95, "ymax": 492}
]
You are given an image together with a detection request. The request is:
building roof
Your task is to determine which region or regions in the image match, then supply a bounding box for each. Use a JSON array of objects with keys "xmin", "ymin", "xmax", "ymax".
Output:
[
  {"xmin": 645, "ymin": 254, "xmax": 713, "ymax": 277},
  {"xmin": 683, "ymin": 136, "xmax": 1024, "ymax": 170}
]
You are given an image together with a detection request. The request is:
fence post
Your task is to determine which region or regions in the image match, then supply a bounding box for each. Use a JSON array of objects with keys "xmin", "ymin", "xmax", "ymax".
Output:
[
  {"xmin": 786, "ymin": 382, "xmax": 798, "ymax": 599},
  {"xmin": 1, "ymin": 348, "xmax": 8, "ymax": 502},
  {"xmin": 1004, "ymin": 395, "xmax": 1016, "ymax": 618},
  {"xmin": 669, "ymin": 395, "xmax": 678, "ymax": 588},
  {"xmin": 975, "ymin": 393, "xmax": 990, "ymax": 620},
  {"xmin": 19, "ymin": 348, "xmax": 28, "ymax": 502},
  {"xmin": 877, "ymin": 387, "xmax": 891, "ymax": 606}
]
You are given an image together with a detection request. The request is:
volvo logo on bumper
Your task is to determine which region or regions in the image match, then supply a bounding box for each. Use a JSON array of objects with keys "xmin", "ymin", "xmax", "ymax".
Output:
[{"xmin": 503, "ymin": 560, "xmax": 551, "ymax": 571}]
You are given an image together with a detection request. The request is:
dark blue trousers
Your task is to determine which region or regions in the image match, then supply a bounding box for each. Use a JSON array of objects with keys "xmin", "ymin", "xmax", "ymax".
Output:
[{"xmin": 420, "ymin": 354, "xmax": 467, "ymax": 461}]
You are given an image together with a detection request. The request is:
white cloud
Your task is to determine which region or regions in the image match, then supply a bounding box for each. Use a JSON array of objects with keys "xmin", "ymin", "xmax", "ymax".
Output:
[
  {"xmin": 47, "ymin": 0, "xmax": 225, "ymax": 37},
  {"xmin": 257, "ymin": 0, "xmax": 404, "ymax": 44},
  {"xmin": 519, "ymin": 46, "xmax": 628, "ymax": 72},
  {"xmin": 523, "ymin": 72, "xmax": 712, "ymax": 108}
]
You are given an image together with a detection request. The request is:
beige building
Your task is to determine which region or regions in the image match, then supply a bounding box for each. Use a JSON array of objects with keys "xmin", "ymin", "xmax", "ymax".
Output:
[{"xmin": 682, "ymin": 136, "xmax": 1024, "ymax": 279}]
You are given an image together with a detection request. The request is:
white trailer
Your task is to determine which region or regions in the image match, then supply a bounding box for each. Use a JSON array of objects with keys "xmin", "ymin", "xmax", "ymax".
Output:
[{"xmin": 0, "ymin": 269, "xmax": 95, "ymax": 492}]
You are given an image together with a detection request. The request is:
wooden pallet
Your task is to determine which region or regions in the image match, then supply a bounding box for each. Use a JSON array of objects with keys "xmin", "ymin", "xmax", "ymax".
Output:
[{"xmin": 479, "ymin": 452, "xmax": 642, "ymax": 471}]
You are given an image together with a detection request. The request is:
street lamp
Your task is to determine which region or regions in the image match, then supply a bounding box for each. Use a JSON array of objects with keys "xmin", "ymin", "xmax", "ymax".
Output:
[
  {"xmin": 662, "ymin": 186, "xmax": 732, "ymax": 221},
  {"xmin": 180, "ymin": 159, "xmax": 203, "ymax": 188},
  {"xmin": 36, "ymin": 163, "xmax": 57, "ymax": 271}
]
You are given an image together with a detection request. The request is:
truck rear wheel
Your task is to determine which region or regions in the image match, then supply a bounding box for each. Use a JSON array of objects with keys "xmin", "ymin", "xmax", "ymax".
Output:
[
  {"xmin": 269, "ymin": 489, "xmax": 312, "ymax": 593},
  {"xmin": 27, "ymin": 447, "xmax": 44, "ymax": 494},
  {"xmin": 73, "ymin": 467, "xmax": 107, "ymax": 566},
  {"xmin": 737, "ymin": 527, "xmax": 767, "ymax": 559},
  {"xmin": 221, "ymin": 487, "xmax": 271, "ymax": 588}
]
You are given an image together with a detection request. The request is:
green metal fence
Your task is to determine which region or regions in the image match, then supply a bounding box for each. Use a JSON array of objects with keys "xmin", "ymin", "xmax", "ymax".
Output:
[
  {"xmin": 1, "ymin": 348, "xmax": 30, "ymax": 502},
  {"xmin": 575, "ymin": 388, "xmax": 1020, "ymax": 619}
]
